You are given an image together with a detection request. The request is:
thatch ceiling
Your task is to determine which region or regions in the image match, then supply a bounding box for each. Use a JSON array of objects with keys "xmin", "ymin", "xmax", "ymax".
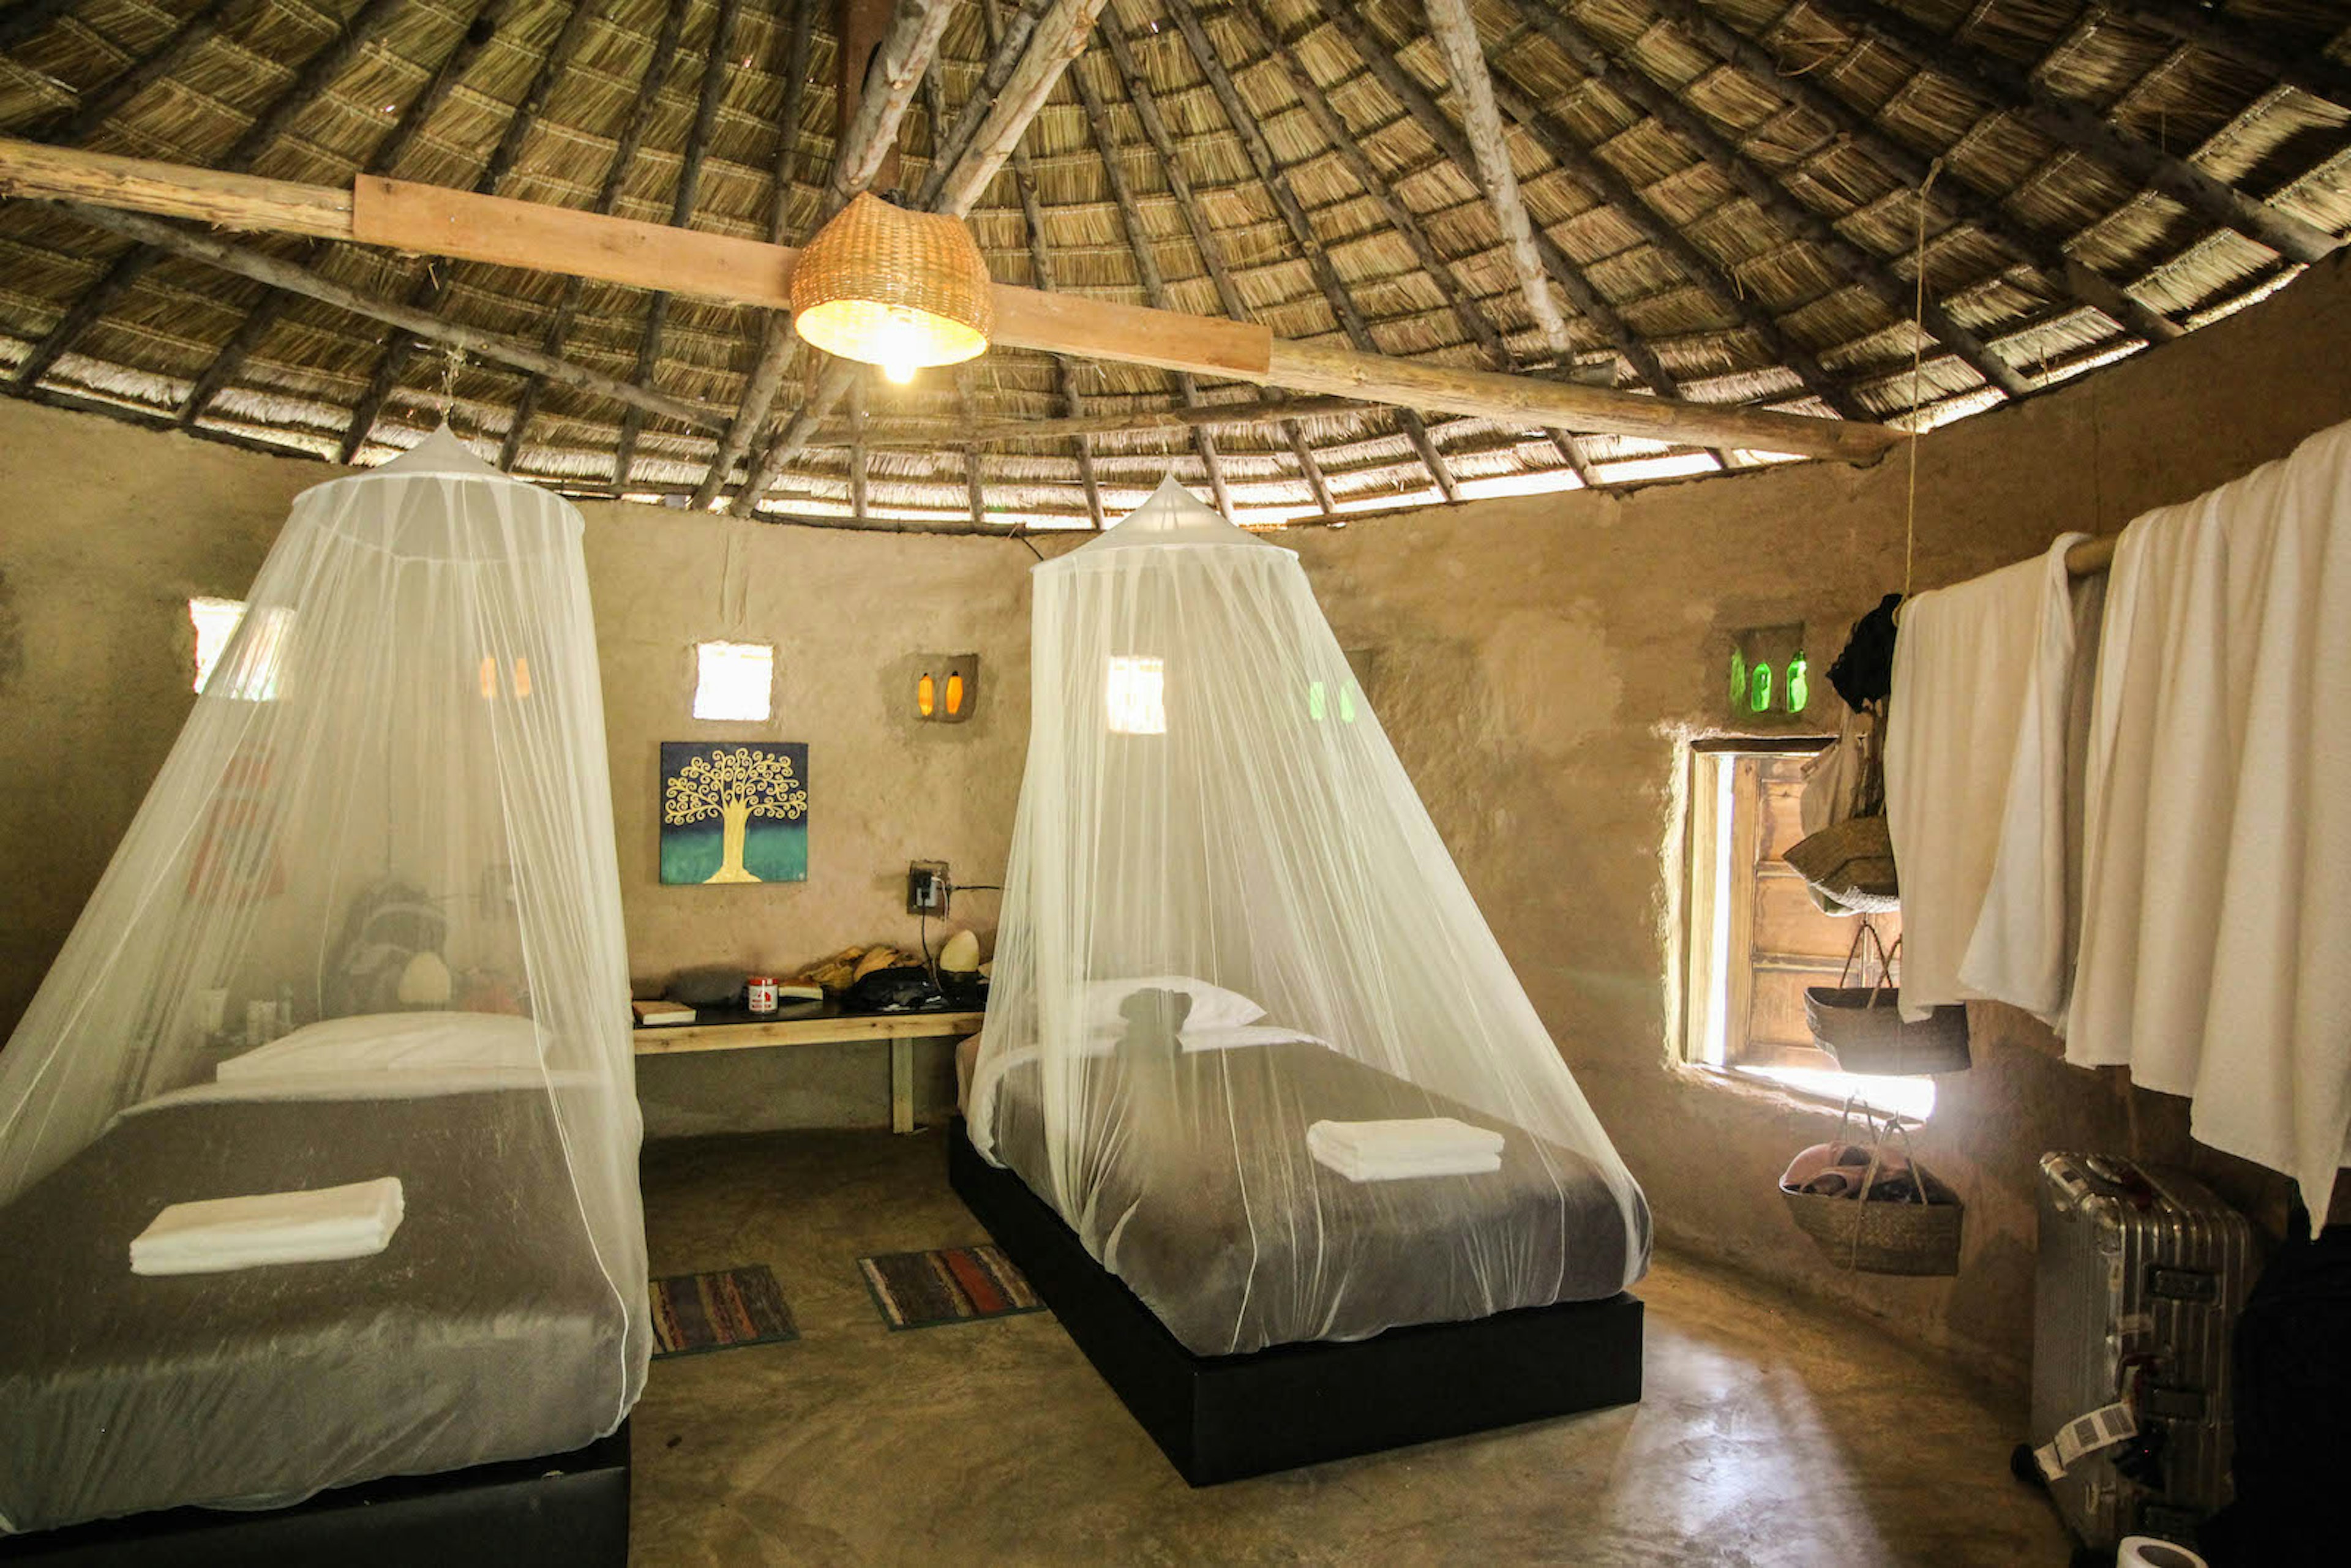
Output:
[{"xmin": 1, "ymin": 0, "xmax": 2345, "ymax": 530}]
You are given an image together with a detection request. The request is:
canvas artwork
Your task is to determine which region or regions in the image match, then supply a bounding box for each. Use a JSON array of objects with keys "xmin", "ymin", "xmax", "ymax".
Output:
[{"xmin": 659, "ymin": 743, "xmax": 809, "ymax": 885}]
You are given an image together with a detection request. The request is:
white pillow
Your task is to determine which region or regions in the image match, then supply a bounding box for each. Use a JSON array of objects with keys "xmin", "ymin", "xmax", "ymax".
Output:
[
  {"xmin": 1083, "ymin": 976, "xmax": 1264, "ymax": 1033},
  {"xmin": 217, "ymin": 1011, "xmax": 541, "ymax": 1082}
]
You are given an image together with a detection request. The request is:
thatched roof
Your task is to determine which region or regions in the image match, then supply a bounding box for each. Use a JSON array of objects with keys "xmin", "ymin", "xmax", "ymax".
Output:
[{"xmin": 1, "ymin": 0, "xmax": 2345, "ymax": 530}]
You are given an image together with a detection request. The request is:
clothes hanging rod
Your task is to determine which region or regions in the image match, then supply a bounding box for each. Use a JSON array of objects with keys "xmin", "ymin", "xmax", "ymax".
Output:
[{"xmin": 2064, "ymin": 533, "xmax": 2120, "ymax": 577}]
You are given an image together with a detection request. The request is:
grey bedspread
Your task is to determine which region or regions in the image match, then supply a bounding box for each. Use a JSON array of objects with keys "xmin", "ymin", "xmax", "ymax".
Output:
[
  {"xmin": 0, "ymin": 1090, "xmax": 631, "ymax": 1534},
  {"xmin": 985, "ymin": 1038, "xmax": 1651, "ymax": 1357}
]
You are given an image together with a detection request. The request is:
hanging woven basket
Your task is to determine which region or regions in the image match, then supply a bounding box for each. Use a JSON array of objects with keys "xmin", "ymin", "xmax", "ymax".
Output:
[
  {"xmin": 1783, "ymin": 812, "xmax": 1900, "ymax": 914},
  {"xmin": 1779, "ymin": 1104, "xmax": 1963, "ymax": 1277},
  {"xmin": 789, "ymin": 193, "xmax": 994, "ymax": 375},
  {"xmin": 1804, "ymin": 921, "xmax": 1971, "ymax": 1075}
]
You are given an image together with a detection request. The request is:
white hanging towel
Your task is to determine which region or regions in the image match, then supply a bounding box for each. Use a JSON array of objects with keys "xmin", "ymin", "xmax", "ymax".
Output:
[
  {"xmin": 1884, "ymin": 534, "xmax": 2091, "ymax": 1022},
  {"xmin": 129, "ymin": 1177, "xmax": 405, "ymax": 1275},
  {"xmin": 1959, "ymin": 558, "xmax": 2107, "ymax": 1028},
  {"xmin": 2068, "ymin": 419, "xmax": 2351, "ymax": 1214},
  {"xmin": 1307, "ymin": 1119, "xmax": 1504, "ymax": 1182}
]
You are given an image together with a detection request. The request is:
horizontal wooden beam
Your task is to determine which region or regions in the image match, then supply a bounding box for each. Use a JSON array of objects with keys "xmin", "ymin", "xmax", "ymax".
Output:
[
  {"xmin": 51, "ymin": 202, "xmax": 724, "ymax": 430},
  {"xmin": 0, "ymin": 138, "xmax": 1906, "ymax": 464},
  {"xmin": 928, "ymin": 393, "xmax": 1368, "ymax": 446},
  {"xmin": 1264, "ymin": 340, "xmax": 1899, "ymax": 463}
]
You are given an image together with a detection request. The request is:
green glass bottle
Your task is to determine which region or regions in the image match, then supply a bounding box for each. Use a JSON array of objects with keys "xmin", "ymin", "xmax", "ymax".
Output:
[
  {"xmin": 1750, "ymin": 662, "xmax": 1772, "ymax": 713},
  {"xmin": 1308, "ymin": 680, "xmax": 1327, "ymax": 722},
  {"xmin": 1786, "ymin": 652, "xmax": 1809, "ymax": 714},
  {"xmin": 1730, "ymin": 650, "xmax": 1747, "ymax": 711},
  {"xmin": 1338, "ymin": 685, "xmax": 1357, "ymax": 724}
]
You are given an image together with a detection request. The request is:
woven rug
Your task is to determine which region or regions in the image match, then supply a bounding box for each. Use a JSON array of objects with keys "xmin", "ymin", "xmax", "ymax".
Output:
[
  {"xmin": 858, "ymin": 1244, "xmax": 1044, "ymax": 1330},
  {"xmin": 650, "ymin": 1264, "xmax": 799, "ymax": 1358}
]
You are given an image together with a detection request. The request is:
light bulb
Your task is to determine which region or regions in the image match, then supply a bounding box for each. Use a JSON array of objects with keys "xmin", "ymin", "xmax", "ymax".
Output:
[{"xmin": 884, "ymin": 359, "xmax": 917, "ymax": 385}]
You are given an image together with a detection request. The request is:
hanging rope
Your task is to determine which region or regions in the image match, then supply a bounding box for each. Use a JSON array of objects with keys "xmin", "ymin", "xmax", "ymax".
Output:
[
  {"xmin": 437, "ymin": 347, "xmax": 465, "ymax": 426},
  {"xmin": 1902, "ymin": 158, "xmax": 1945, "ymax": 604}
]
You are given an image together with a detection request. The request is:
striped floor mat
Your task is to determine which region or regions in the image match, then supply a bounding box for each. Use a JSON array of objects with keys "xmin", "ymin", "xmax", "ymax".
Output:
[
  {"xmin": 858, "ymin": 1244, "xmax": 1044, "ymax": 1331},
  {"xmin": 650, "ymin": 1264, "xmax": 800, "ymax": 1358}
]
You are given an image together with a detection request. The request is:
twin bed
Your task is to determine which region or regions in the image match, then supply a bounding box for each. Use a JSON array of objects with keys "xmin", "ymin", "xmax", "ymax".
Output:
[{"xmin": 0, "ymin": 1019, "xmax": 636, "ymax": 1556}]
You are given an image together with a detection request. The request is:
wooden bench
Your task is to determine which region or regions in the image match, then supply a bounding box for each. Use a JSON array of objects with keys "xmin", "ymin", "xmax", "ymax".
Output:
[{"xmin": 631, "ymin": 1005, "xmax": 986, "ymax": 1133}]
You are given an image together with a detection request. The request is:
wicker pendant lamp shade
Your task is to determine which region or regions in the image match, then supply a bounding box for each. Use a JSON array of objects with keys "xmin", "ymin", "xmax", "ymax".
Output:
[{"xmin": 789, "ymin": 193, "xmax": 994, "ymax": 383}]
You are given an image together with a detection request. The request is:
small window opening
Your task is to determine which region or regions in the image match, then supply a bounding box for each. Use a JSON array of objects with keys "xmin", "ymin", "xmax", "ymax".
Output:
[{"xmin": 692, "ymin": 642, "xmax": 774, "ymax": 722}]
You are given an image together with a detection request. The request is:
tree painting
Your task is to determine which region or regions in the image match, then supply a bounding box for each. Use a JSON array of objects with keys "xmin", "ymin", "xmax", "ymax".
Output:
[{"xmin": 659, "ymin": 743, "xmax": 809, "ymax": 885}]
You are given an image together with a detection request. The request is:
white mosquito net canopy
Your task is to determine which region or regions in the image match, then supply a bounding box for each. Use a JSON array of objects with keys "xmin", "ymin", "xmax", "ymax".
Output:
[
  {"xmin": 0, "ymin": 429, "xmax": 647, "ymax": 1533},
  {"xmin": 969, "ymin": 478, "xmax": 1649, "ymax": 1357}
]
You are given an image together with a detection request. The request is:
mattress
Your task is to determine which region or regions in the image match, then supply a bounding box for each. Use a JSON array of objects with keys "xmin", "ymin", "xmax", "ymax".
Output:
[
  {"xmin": 980, "ymin": 1037, "xmax": 1650, "ymax": 1356},
  {"xmin": 0, "ymin": 1090, "xmax": 631, "ymax": 1534}
]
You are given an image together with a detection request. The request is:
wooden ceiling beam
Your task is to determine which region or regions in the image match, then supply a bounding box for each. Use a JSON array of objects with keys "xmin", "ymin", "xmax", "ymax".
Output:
[
  {"xmin": 1479, "ymin": 73, "xmax": 1869, "ymax": 418},
  {"xmin": 502, "ymin": 0, "xmax": 692, "ymax": 473},
  {"xmin": 689, "ymin": 0, "xmax": 819, "ymax": 511},
  {"xmin": 1816, "ymin": 0, "xmax": 2339, "ymax": 266},
  {"xmin": 337, "ymin": 0, "xmax": 602, "ymax": 462},
  {"xmin": 1165, "ymin": 0, "xmax": 1457, "ymax": 504},
  {"xmin": 0, "ymin": 138, "xmax": 1910, "ymax": 463},
  {"xmin": 1097, "ymin": 12, "xmax": 1333, "ymax": 517},
  {"xmin": 36, "ymin": 0, "xmax": 256, "ymax": 149},
  {"xmin": 179, "ymin": 0, "xmax": 514, "ymax": 430},
  {"xmin": 714, "ymin": 0, "xmax": 959, "ymax": 517},
  {"xmin": 1642, "ymin": 0, "xmax": 2180, "ymax": 347},
  {"xmin": 11, "ymin": 0, "xmax": 408, "ymax": 394},
  {"xmin": 0, "ymin": 0, "xmax": 81, "ymax": 53},
  {"xmin": 988, "ymin": 0, "xmax": 1103, "ymax": 528},
  {"xmin": 1423, "ymin": 0, "xmax": 1573, "ymax": 359},
  {"xmin": 1311, "ymin": 0, "xmax": 1682, "ymax": 402},
  {"xmin": 2113, "ymin": 0, "xmax": 2351, "ymax": 113},
  {"xmin": 914, "ymin": 0, "xmax": 1047, "ymax": 208},
  {"xmin": 955, "ymin": 393, "xmax": 1365, "ymax": 445},
  {"xmin": 727, "ymin": 0, "xmax": 1114, "ymax": 518},
  {"xmin": 1499, "ymin": 0, "xmax": 2033, "ymax": 403},
  {"xmin": 615, "ymin": 0, "xmax": 748, "ymax": 484},
  {"xmin": 52, "ymin": 200, "xmax": 721, "ymax": 430},
  {"xmin": 1066, "ymin": 44, "xmax": 1239, "ymax": 520}
]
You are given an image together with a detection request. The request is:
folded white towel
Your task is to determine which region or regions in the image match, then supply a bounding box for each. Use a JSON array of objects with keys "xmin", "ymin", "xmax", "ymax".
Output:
[
  {"xmin": 130, "ymin": 1177, "xmax": 405, "ymax": 1276},
  {"xmin": 1307, "ymin": 1118, "xmax": 1504, "ymax": 1182}
]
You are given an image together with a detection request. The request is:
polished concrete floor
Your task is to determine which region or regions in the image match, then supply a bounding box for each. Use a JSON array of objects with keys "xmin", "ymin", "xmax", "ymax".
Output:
[{"xmin": 632, "ymin": 1129, "xmax": 2071, "ymax": 1567}]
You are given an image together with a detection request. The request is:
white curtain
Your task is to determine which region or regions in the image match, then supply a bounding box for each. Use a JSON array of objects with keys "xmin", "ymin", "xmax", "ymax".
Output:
[{"xmin": 969, "ymin": 479, "xmax": 1648, "ymax": 1356}]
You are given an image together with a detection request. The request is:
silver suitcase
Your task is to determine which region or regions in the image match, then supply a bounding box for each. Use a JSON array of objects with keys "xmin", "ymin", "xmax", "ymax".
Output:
[{"xmin": 2031, "ymin": 1152, "xmax": 2255, "ymax": 1550}]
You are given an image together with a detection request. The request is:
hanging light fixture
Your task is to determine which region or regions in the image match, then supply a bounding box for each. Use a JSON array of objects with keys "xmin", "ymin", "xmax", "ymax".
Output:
[{"xmin": 789, "ymin": 193, "xmax": 994, "ymax": 385}]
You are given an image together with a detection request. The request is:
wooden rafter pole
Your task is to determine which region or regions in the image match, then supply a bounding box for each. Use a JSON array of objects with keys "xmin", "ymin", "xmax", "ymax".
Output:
[
  {"xmin": 2109, "ymin": 0, "xmax": 2351, "ymax": 114},
  {"xmin": 713, "ymin": 0, "xmax": 959, "ymax": 517},
  {"xmin": 1822, "ymin": 0, "xmax": 2339, "ymax": 266},
  {"xmin": 502, "ymin": 0, "xmax": 691, "ymax": 473},
  {"xmin": 1310, "ymin": 0, "xmax": 1681, "ymax": 402},
  {"xmin": 727, "ymin": 0, "xmax": 1116, "ymax": 519},
  {"xmin": 988, "ymin": 0, "xmax": 1101, "ymax": 527},
  {"xmin": 1479, "ymin": 75, "xmax": 1868, "ymax": 417},
  {"xmin": 0, "ymin": 0, "xmax": 80, "ymax": 53},
  {"xmin": 1499, "ymin": 0, "xmax": 2033, "ymax": 403},
  {"xmin": 688, "ymin": 0, "xmax": 819, "ymax": 511},
  {"xmin": 338, "ymin": 0, "xmax": 603, "ymax": 462},
  {"xmin": 1065, "ymin": 45, "xmax": 1238, "ymax": 520},
  {"xmin": 924, "ymin": 58, "xmax": 989, "ymax": 527},
  {"xmin": 1641, "ymin": 0, "xmax": 2180, "ymax": 347},
  {"xmin": 615, "ymin": 0, "xmax": 747, "ymax": 484},
  {"xmin": 913, "ymin": 0, "xmax": 1046, "ymax": 209},
  {"xmin": 1422, "ymin": 0, "xmax": 1570, "ymax": 359},
  {"xmin": 956, "ymin": 393, "xmax": 1366, "ymax": 445},
  {"xmin": 35, "ymin": 0, "xmax": 258, "ymax": 149},
  {"xmin": 49, "ymin": 200, "xmax": 721, "ymax": 428},
  {"xmin": 1095, "ymin": 14, "xmax": 1334, "ymax": 517},
  {"xmin": 178, "ymin": 0, "xmax": 514, "ymax": 429},
  {"xmin": 11, "ymin": 0, "xmax": 409, "ymax": 393},
  {"xmin": 0, "ymin": 138, "xmax": 1911, "ymax": 463},
  {"xmin": 1163, "ymin": 0, "xmax": 1459, "ymax": 503},
  {"xmin": 1222, "ymin": 0, "xmax": 1591, "ymax": 481}
]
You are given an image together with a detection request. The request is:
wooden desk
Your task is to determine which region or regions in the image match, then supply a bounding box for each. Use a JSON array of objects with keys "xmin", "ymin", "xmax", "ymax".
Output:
[{"xmin": 632, "ymin": 1007, "xmax": 985, "ymax": 1134}]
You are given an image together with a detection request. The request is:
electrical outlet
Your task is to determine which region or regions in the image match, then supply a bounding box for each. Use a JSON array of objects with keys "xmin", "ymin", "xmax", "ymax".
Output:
[{"xmin": 907, "ymin": 860, "xmax": 950, "ymax": 916}]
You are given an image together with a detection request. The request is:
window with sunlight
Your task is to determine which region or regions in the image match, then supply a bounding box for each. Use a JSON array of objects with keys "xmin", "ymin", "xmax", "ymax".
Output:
[
  {"xmin": 692, "ymin": 641, "xmax": 774, "ymax": 722},
  {"xmin": 1106, "ymin": 655, "xmax": 1166, "ymax": 735},
  {"xmin": 1682, "ymin": 745, "xmax": 1935, "ymax": 1122},
  {"xmin": 189, "ymin": 596, "xmax": 288, "ymax": 702}
]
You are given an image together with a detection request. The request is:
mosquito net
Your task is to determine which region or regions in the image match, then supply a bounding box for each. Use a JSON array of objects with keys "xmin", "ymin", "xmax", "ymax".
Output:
[
  {"xmin": 969, "ymin": 478, "xmax": 1649, "ymax": 1357},
  {"xmin": 0, "ymin": 428, "xmax": 647, "ymax": 1534}
]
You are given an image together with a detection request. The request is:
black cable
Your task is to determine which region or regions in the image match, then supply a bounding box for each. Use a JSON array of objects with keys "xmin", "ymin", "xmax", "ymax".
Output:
[{"xmin": 1014, "ymin": 533, "xmax": 1044, "ymax": 563}]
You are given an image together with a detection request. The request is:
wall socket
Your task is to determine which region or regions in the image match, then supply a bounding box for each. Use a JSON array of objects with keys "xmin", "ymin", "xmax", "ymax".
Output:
[{"xmin": 906, "ymin": 861, "xmax": 950, "ymax": 916}]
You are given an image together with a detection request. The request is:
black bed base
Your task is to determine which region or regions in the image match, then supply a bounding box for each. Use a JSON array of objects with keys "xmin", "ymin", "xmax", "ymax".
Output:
[
  {"xmin": 948, "ymin": 1119, "xmax": 1644, "ymax": 1486},
  {"xmin": 0, "ymin": 1422, "xmax": 629, "ymax": 1567}
]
